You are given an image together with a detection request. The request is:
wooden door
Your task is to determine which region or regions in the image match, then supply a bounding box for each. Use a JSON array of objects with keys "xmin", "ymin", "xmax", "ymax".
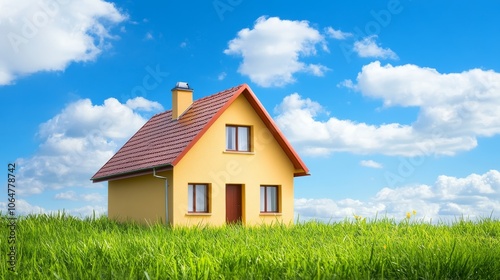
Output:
[{"xmin": 225, "ymin": 184, "xmax": 242, "ymax": 224}]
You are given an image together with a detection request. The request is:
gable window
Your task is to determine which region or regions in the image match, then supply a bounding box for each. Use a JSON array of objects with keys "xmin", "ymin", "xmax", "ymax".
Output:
[
  {"xmin": 188, "ymin": 184, "xmax": 209, "ymax": 213},
  {"xmin": 260, "ymin": 185, "xmax": 279, "ymax": 213},
  {"xmin": 226, "ymin": 125, "xmax": 250, "ymax": 152}
]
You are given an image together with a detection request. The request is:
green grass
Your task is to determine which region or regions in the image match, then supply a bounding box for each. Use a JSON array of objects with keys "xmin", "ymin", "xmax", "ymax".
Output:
[{"xmin": 1, "ymin": 213, "xmax": 499, "ymax": 279}]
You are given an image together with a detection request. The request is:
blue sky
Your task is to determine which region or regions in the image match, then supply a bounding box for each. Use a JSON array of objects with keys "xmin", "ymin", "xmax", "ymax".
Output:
[{"xmin": 1, "ymin": 0, "xmax": 499, "ymax": 222}]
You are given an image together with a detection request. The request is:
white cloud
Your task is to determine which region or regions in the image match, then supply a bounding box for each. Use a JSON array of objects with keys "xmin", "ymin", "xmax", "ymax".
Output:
[
  {"xmin": 0, "ymin": 199, "xmax": 106, "ymax": 217},
  {"xmin": 360, "ymin": 160, "xmax": 383, "ymax": 169},
  {"xmin": 337, "ymin": 79, "xmax": 354, "ymax": 89},
  {"xmin": 295, "ymin": 198, "xmax": 386, "ymax": 222},
  {"xmin": 0, "ymin": 0, "xmax": 126, "ymax": 85},
  {"xmin": 277, "ymin": 62, "xmax": 500, "ymax": 157},
  {"xmin": 16, "ymin": 96, "xmax": 163, "ymax": 196},
  {"xmin": 125, "ymin": 96, "xmax": 163, "ymax": 111},
  {"xmin": 435, "ymin": 172, "xmax": 499, "ymax": 199},
  {"xmin": 81, "ymin": 193, "xmax": 105, "ymax": 202},
  {"xmin": 55, "ymin": 191, "xmax": 104, "ymax": 202},
  {"xmin": 224, "ymin": 16, "xmax": 328, "ymax": 87},
  {"xmin": 354, "ymin": 61, "xmax": 500, "ymax": 137},
  {"xmin": 275, "ymin": 92, "xmax": 472, "ymax": 157},
  {"xmin": 0, "ymin": 199, "xmax": 46, "ymax": 215},
  {"xmin": 325, "ymin": 27, "xmax": 352, "ymax": 40},
  {"xmin": 306, "ymin": 64, "xmax": 330, "ymax": 76},
  {"xmin": 55, "ymin": 191, "xmax": 78, "ymax": 200},
  {"xmin": 296, "ymin": 170, "xmax": 500, "ymax": 223},
  {"xmin": 353, "ymin": 35, "xmax": 398, "ymax": 59}
]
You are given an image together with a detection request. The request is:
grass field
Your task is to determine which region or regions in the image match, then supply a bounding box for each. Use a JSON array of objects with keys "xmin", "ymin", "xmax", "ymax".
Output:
[{"xmin": 1, "ymin": 213, "xmax": 499, "ymax": 279}]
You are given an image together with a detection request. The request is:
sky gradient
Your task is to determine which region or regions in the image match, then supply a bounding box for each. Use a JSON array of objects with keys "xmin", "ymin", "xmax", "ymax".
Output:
[{"xmin": 1, "ymin": 0, "xmax": 499, "ymax": 222}]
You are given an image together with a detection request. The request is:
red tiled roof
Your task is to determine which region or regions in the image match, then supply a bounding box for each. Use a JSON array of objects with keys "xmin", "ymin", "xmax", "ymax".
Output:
[{"xmin": 91, "ymin": 84, "xmax": 308, "ymax": 182}]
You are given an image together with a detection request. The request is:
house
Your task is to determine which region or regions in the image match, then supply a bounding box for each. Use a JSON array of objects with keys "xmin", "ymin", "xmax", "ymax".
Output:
[{"xmin": 91, "ymin": 82, "xmax": 309, "ymax": 226}]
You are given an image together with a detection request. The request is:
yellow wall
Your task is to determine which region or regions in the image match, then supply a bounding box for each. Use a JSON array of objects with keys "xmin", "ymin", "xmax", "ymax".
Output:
[
  {"xmin": 108, "ymin": 170, "xmax": 172, "ymax": 225},
  {"xmin": 172, "ymin": 94, "xmax": 295, "ymax": 226}
]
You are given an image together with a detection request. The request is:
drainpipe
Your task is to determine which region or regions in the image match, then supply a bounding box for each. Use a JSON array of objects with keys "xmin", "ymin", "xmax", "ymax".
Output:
[{"xmin": 153, "ymin": 167, "xmax": 169, "ymax": 225}]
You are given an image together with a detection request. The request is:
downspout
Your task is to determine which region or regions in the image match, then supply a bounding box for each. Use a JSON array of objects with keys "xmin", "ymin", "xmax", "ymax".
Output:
[{"xmin": 153, "ymin": 167, "xmax": 169, "ymax": 225}]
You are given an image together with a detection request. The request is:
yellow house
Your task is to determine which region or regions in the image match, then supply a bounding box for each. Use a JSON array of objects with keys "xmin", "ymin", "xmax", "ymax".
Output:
[{"xmin": 91, "ymin": 83, "xmax": 309, "ymax": 226}]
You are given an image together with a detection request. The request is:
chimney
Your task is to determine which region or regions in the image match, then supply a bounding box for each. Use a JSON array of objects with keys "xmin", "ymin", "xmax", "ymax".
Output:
[{"xmin": 171, "ymin": 81, "xmax": 193, "ymax": 120}]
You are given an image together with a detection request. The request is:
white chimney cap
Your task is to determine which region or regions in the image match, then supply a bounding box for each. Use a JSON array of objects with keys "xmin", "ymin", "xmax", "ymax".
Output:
[{"xmin": 175, "ymin": 81, "xmax": 190, "ymax": 89}]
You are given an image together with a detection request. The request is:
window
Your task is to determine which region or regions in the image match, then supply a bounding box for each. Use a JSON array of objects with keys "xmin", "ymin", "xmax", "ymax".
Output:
[
  {"xmin": 260, "ymin": 185, "xmax": 279, "ymax": 213},
  {"xmin": 226, "ymin": 125, "xmax": 250, "ymax": 152},
  {"xmin": 188, "ymin": 184, "xmax": 209, "ymax": 213}
]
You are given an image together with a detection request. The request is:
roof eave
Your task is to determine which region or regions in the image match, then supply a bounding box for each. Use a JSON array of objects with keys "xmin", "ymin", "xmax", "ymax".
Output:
[{"xmin": 91, "ymin": 164, "xmax": 173, "ymax": 183}]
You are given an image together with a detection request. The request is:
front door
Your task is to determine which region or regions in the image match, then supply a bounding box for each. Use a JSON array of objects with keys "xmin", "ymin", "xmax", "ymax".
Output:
[{"xmin": 225, "ymin": 184, "xmax": 242, "ymax": 224}]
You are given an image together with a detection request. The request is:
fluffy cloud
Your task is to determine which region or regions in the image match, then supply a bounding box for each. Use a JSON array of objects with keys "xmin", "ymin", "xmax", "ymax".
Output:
[
  {"xmin": 224, "ymin": 16, "xmax": 328, "ymax": 87},
  {"xmin": 0, "ymin": 0, "xmax": 126, "ymax": 85},
  {"xmin": 126, "ymin": 96, "xmax": 164, "ymax": 111},
  {"xmin": 276, "ymin": 62, "xmax": 500, "ymax": 156},
  {"xmin": 296, "ymin": 170, "xmax": 500, "ymax": 223},
  {"xmin": 275, "ymin": 93, "xmax": 473, "ymax": 157},
  {"xmin": 353, "ymin": 35, "xmax": 398, "ymax": 59},
  {"xmin": 353, "ymin": 62, "xmax": 500, "ymax": 137},
  {"xmin": 55, "ymin": 191, "xmax": 105, "ymax": 202},
  {"xmin": 325, "ymin": 27, "xmax": 352, "ymax": 40},
  {"xmin": 16, "ymin": 97, "xmax": 163, "ymax": 195}
]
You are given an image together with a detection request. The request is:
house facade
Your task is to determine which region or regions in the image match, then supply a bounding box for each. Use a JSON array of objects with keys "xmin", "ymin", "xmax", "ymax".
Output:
[{"xmin": 91, "ymin": 83, "xmax": 309, "ymax": 226}]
